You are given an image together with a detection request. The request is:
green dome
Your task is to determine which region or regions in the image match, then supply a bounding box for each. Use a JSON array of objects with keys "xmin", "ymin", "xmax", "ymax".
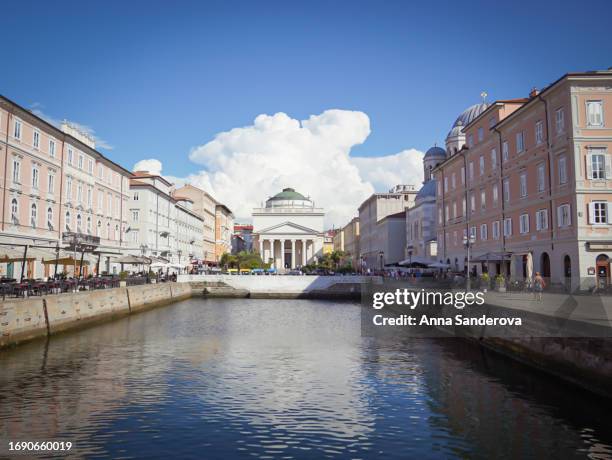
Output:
[{"xmin": 268, "ymin": 188, "xmax": 309, "ymax": 201}]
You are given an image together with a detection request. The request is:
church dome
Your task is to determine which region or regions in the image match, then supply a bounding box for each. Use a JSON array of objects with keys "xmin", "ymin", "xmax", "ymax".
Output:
[
  {"xmin": 424, "ymin": 146, "xmax": 446, "ymax": 160},
  {"xmin": 266, "ymin": 188, "xmax": 312, "ymax": 208},
  {"xmin": 415, "ymin": 179, "xmax": 436, "ymax": 204},
  {"xmin": 446, "ymin": 103, "xmax": 488, "ymax": 140}
]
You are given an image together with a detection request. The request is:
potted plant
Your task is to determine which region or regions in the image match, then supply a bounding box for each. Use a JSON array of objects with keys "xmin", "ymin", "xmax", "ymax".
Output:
[
  {"xmin": 494, "ymin": 274, "xmax": 506, "ymax": 292},
  {"xmin": 480, "ymin": 272, "xmax": 490, "ymax": 292},
  {"xmin": 119, "ymin": 271, "xmax": 128, "ymax": 287}
]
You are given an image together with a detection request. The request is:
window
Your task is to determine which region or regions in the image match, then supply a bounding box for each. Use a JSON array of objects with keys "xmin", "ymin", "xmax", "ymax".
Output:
[
  {"xmin": 480, "ymin": 189, "xmax": 486, "ymax": 209},
  {"xmin": 65, "ymin": 211, "xmax": 71, "ymax": 231},
  {"xmin": 30, "ymin": 204, "xmax": 37, "ymax": 228},
  {"xmin": 492, "ymin": 221, "xmax": 500, "ymax": 240},
  {"xmin": 77, "ymin": 182, "xmax": 83, "ymax": 203},
  {"xmin": 516, "ymin": 131, "xmax": 525, "ymax": 153},
  {"xmin": 588, "ymin": 150, "xmax": 609, "ymax": 180},
  {"xmin": 444, "ymin": 177, "xmax": 448, "ymax": 192},
  {"xmin": 13, "ymin": 119, "xmax": 22, "ymax": 139},
  {"xmin": 536, "ymin": 209, "xmax": 548, "ymax": 231},
  {"xmin": 503, "ymin": 178, "xmax": 510, "ymax": 202},
  {"xmin": 480, "ymin": 223, "xmax": 487, "ymax": 240},
  {"xmin": 445, "ymin": 205, "xmax": 449, "ymax": 222},
  {"xmin": 479, "ymin": 156, "xmax": 485, "ymax": 175},
  {"xmin": 98, "ymin": 164, "xmax": 103, "ymax": 178},
  {"xmin": 587, "ymin": 101, "xmax": 604, "ymax": 127},
  {"xmin": 469, "ymin": 162, "xmax": 474, "ymax": 181},
  {"xmin": 478, "ymin": 127, "xmax": 484, "ymax": 142},
  {"xmin": 555, "ymin": 108, "xmax": 565, "ymax": 134},
  {"xmin": 12, "ymin": 159, "xmax": 21, "ymax": 183},
  {"xmin": 469, "ymin": 226, "xmax": 476, "ymax": 239},
  {"xmin": 502, "ymin": 141, "xmax": 509, "ymax": 161},
  {"xmin": 492, "ymin": 184, "xmax": 498, "ymax": 203},
  {"xmin": 519, "ymin": 213, "xmax": 529, "ymax": 234},
  {"xmin": 438, "ymin": 208, "xmax": 442, "ymax": 224},
  {"xmin": 87, "ymin": 187, "xmax": 93, "ymax": 208},
  {"xmin": 520, "ymin": 173, "xmax": 527, "ymax": 197},
  {"xmin": 88, "ymin": 159, "xmax": 93, "ymax": 174},
  {"xmin": 78, "ymin": 154, "xmax": 84, "ymax": 170},
  {"xmin": 108, "ymin": 193, "xmax": 112, "ymax": 215},
  {"xmin": 451, "ymin": 173, "xmax": 456, "ymax": 189},
  {"xmin": 491, "ymin": 149, "xmax": 497, "ymax": 170},
  {"xmin": 96, "ymin": 220, "xmax": 101, "ymax": 237},
  {"xmin": 589, "ymin": 201, "xmax": 608, "ymax": 225},
  {"xmin": 67, "ymin": 177, "xmax": 72, "ymax": 199},
  {"xmin": 535, "ymin": 121, "xmax": 544, "ymax": 145},
  {"xmin": 33, "ymin": 130, "xmax": 40, "ymax": 149},
  {"xmin": 462, "ymin": 198, "xmax": 467, "ymax": 216},
  {"xmin": 461, "ymin": 167, "xmax": 465, "ymax": 184},
  {"xmin": 98, "ymin": 191, "xmax": 103, "ymax": 211},
  {"xmin": 48, "ymin": 173, "xmax": 55, "ymax": 194},
  {"xmin": 452, "ymin": 202, "xmax": 457, "ymax": 218},
  {"xmin": 68, "ymin": 148, "xmax": 74, "ymax": 165},
  {"xmin": 47, "ymin": 207, "xmax": 53, "ymax": 230},
  {"xmin": 468, "ymin": 133, "xmax": 474, "ymax": 147},
  {"xmin": 557, "ymin": 204, "xmax": 571, "ymax": 227},
  {"xmin": 87, "ymin": 217, "xmax": 92, "ymax": 234},
  {"xmin": 132, "ymin": 210, "xmax": 139, "ymax": 221},
  {"xmin": 10, "ymin": 198, "xmax": 18, "ymax": 224},
  {"xmin": 133, "ymin": 192, "xmax": 139, "ymax": 201},
  {"xmin": 470, "ymin": 194, "xmax": 475, "ymax": 214},
  {"xmin": 49, "ymin": 140, "xmax": 56, "ymax": 158},
  {"xmin": 503, "ymin": 217, "xmax": 512, "ymax": 237},
  {"xmin": 537, "ymin": 164, "xmax": 545, "ymax": 192},
  {"xmin": 558, "ymin": 155, "xmax": 567, "ymax": 184},
  {"xmin": 32, "ymin": 166, "xmax": 39, "ymax": 189},
  {"xmin": 77, "ymin": 214, "xmax": 82, "ymax": 233}
]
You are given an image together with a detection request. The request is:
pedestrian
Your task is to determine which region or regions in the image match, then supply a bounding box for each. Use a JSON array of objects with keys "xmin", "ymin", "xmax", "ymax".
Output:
[{"xmin": 533, "ymin": 271, "xmax": 545, "ymax": 301}]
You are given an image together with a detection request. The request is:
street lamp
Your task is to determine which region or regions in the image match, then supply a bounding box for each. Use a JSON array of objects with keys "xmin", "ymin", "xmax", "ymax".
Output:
[
  {"xmin": 378, "ymin": 251, "xmax": 384, "ymax": 272},
  {"xmin": 177, "ymin": 249, "xmax": 183, "ymax": 274},
  {"xmin": 462, "ymin": 233, "xmax": 476, "ymax": 290}
]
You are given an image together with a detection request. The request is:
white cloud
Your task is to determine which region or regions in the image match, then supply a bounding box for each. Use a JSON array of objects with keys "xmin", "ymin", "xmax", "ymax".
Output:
[
  {"xmin": 138, "ymin": 109, "xmax": 424, "ymax": 227},
  {"xmin": 133, "ymin": 159, "xmax": 163, "ymax": 175}
]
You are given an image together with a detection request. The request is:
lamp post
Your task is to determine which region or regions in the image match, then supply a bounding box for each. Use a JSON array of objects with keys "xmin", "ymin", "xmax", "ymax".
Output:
[
  {"xmin": 177, "ymin": 249, "xmax": 183, "ymax": 274},
  {"xmin": 463, "ymin": 233, "xmax": 476, "ymax": 290},
  {"xmin": 378, "ymin": 250, "xmax": 384, "ymax": 273}
]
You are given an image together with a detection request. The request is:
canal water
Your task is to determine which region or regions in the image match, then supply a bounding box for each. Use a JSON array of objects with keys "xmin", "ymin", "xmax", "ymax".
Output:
[{"xmin": 1, "ymin": 298, "xmax": 612, "ymax": 459}]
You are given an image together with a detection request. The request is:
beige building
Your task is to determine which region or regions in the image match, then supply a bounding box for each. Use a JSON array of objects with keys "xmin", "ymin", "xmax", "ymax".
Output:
[
  {"xmin": 215, "ymin": 204, "xmax": 234, "ymax": 260},
  {"xmin": 435, "ymin": 69, "xmax": 612, "ymax": 289},
  {"xmin": 334, "ymin": 217, "xmax": 360, "ymax": 269},
  {"xmin": 173, "ymin": 184, "xmax": 218, "ymax": 265},
  {"xmin": 358, "ymin": 184, "xmax": 417, "ymax": 269}
]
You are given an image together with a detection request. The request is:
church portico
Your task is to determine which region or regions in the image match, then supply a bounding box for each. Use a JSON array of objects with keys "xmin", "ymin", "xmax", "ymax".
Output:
[{"xmin": 253, "ymin": 188, "xmax": 325, "ymax": 272}]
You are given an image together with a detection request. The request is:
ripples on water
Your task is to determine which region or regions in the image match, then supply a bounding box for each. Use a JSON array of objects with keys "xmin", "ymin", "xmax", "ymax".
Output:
[{"xmin": 1, "ymin": 298, "xmax": 612, "ymax": 459}]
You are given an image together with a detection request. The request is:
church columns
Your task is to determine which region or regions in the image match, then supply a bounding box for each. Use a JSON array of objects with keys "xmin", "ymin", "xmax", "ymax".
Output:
[
  {"xmin": 281, "ymin": 239, "xmax": 286, "ymax": 269},
  {"xmin": 291, "ymin": 240, "xmax": 295, "ymax": 269},
  {"xmin": 302, "ymin": 239, "xmax": 307, "ymax": 266},
  {"xmin": 259, "ymin": 239, "xmax": 264, "ymax": 260}
]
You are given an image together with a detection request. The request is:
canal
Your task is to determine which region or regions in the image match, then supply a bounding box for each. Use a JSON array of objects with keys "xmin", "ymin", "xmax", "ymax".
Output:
[{"xmin": 1, "ymin": 298, "xmax": 612, "ymax": 459}]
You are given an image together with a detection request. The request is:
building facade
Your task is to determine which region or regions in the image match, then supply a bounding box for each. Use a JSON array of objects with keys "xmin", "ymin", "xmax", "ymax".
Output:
[
  {"xmin": 173, "ymin": 184, "xmax": 219, "ymax": 265},
  {"xmin": 253, "ymin": 188, "xmax": 324, "ymax": 270},
  {"xmin": 215, "ymin": 204, "xmax": 234, "ymax": 260},
  {"xmin": 128, "ymin": 172, "xmax": 204, "ymax": 269},
  {"xmin": 375, "ymin": 211, "xmax": 407, "ymax": 268},
  {"xmin": 358, "ymin": 184, "xmax": 417, "ymax": 269},
  {"xmin": 435, "ymin": 70, "xmax": 612, "ymax": 289},
  {"xmin": 405, "ymin": 146, "xmax": 445, "ymax": 265},
  {"xmin": 0, "ymin": 95, "xmax": 131, "ymax": 278},
  {"xmin": 342, "ymin": 217, "xmax": 360, "ymax": 269}
]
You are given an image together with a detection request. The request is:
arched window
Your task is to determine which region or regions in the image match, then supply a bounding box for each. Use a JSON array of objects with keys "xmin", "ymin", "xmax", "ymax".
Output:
[
  {"xmin": 65, "ymin": 211, "xmax": 71, "ymax": 231},
  {"xmin": 76, "ymin": 214, "xmax": 82, "ymax": 233},
  {"xmin": 47, "ymin": 207, "xmax": 53, "ymax": 230},
  {"xmin": 87, "ymin": 216, "xmax": 92, "ymax": 234},
  {"xmin": 10, "ymin": 198, "xmax": 18, "ymax": 224},
  {"xmin": 30, "ymin": 203, "xmax": 37, "ymax": 228}
]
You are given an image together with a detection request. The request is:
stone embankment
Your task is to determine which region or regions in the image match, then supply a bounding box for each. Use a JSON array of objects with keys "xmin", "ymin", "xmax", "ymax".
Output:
[{"xmin": 0, "ymin": 282, "xmax": 191, "ymax": 348}]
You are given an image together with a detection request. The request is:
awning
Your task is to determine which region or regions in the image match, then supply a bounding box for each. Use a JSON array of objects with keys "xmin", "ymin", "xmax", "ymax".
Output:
[
  {"xmin": 428, "ymin": 262, "xmax": 451, "ymax": 268},
  {"xmin": 112, "ymin": 255, "xmax": 152, "ymax": 264},
  {"xmin": 398, "ymin": 256, "xmax": 431, "ymax": 267},
  {"xmin": 42, "ymin": 256, "xmax": 90, "ymax": 266}
]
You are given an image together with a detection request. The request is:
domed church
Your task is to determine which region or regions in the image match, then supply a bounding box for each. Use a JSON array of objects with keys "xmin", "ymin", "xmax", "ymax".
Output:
[
  {"xmin": 404, "ymin": 102, "xmax": 488, "ymax": 266},
  {"xmin": 252, "ymin": 188, "xmax": 325, "ymax": 270}
]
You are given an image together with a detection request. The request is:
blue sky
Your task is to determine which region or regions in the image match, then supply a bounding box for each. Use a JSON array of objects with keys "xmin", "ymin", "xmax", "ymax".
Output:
[{"xmin": 3, "ymin": 0, "xmax": 612, "ymax": 180}]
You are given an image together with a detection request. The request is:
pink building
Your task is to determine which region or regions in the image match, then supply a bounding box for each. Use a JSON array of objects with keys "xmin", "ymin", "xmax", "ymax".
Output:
[
  {"xmin": 434, "ymin": 70, "xmax": 612, "ymax": 289},
  {"xmin": 0, "ymin": 96, "xmax": 132, "ymax": 278}
]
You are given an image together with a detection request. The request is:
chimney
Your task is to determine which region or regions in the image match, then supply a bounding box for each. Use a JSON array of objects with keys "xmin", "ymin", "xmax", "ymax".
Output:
[{"xmin": 529, "ymin": 87, "xmax": 539, "ymax": 98}]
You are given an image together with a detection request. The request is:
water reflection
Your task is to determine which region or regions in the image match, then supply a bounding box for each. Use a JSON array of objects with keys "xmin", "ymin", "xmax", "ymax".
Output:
[{"xmin": 0, "ymin": 298, "xmax": 611, "ymax": 459}]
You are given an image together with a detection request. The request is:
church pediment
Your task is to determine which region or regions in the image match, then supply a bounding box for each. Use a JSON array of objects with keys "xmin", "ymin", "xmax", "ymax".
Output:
[{"xmin": 257, "ymin": 221, "xmax": 321, "ymax": 235}]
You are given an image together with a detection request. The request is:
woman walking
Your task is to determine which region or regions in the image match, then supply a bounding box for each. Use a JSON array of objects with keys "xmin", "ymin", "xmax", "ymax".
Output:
[{"xmin": 533, "ymin": 271, "xmax": 546, "ymax": 301}]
